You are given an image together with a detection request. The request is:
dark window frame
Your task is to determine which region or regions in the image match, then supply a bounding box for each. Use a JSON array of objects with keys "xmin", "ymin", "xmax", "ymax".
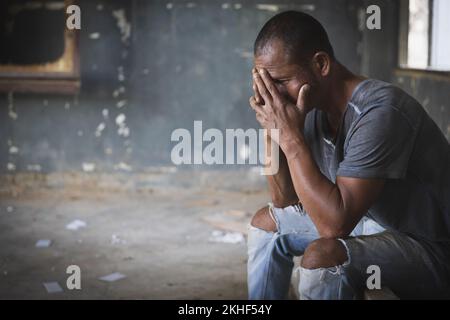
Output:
[
  {"xmin": 0, "ymin": 0, "xmax": 80, "ymax": 94},
  {"xmin": 397, "ymin": 0, "xmax": 450, "ymax": 79}
]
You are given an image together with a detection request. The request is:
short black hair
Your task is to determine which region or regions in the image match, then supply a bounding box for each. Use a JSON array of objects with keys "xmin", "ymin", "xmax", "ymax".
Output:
[{"xmin": 254, "ymin": 11, "xmax": 335, "ymax": 63}]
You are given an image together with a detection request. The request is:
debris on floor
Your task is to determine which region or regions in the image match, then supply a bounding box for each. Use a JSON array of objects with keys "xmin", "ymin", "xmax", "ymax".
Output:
[
  {"xmin": 66, "ymin": 219, "xmax": 87, "ymax": 231},
  {"xmin": 111, "ymin": 234, "xmax": 126, "ymax": 245},
  {"xmin": 208, "ymin": 230, "xmax": 245, "ymax": 244},
  {"xmin": 0, "ymin": 186, "xmax": 265, "ymax": 299},
  {"xmin": 223, "ymin": 210, "xmax": 249, "ymax": 218},
  {"xmin": 98, "ymin": 272, "xmax": 127, "ymax": 282},
  {"xmin": 186, "ymin": 199, "xmax": 220, "ymax": 208},
  {"xmin": 35, "ymin": 239, "xmax": 52, "ymax": 248},
  {"xmin": 43, "ymin": 282, "xmax": 63, "ymax": 293},
  {"xmin": 201, "ymin": 209, "xmax": 252, "ymax": 235}
]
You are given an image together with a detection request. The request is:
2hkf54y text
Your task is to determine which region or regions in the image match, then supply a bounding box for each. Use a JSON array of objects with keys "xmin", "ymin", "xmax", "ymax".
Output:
[{"xmin": 178, "ymin": 304, "xmax": 272, "ymax": 317}]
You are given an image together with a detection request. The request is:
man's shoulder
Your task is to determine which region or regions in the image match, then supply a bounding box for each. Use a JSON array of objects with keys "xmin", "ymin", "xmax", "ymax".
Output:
[
  {"xmin": 350, "ymin": 79, "xmax": 425, "ymax": 130},
  {"xmin": 351, "ymin": 79, "xmax": 408, "ymax": 111}
]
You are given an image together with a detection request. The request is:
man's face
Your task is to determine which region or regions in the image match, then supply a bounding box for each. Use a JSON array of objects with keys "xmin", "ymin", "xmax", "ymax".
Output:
[{"xmin": 254, "ymin": 40, "xmax": 320, "ymax": 106}]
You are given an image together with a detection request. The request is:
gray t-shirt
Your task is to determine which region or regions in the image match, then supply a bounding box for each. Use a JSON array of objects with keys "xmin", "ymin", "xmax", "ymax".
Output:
[{"xmin": 303, "ymin": 79, "xmax": 450, "ymax": 243}]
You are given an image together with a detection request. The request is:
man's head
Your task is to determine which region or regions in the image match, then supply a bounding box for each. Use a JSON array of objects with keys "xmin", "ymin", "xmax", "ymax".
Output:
[{"xmin": 253, "ymin": 11, "xmax": 336, "ymax": 107}]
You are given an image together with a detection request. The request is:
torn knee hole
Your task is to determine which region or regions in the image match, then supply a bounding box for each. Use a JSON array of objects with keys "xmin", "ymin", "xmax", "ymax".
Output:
[
  {"xmin": 301, "ymin": 238, "xmax": 349, "ymax": 270},
  {"xmin": 250, "ymin": 206, "xmax": 277, "ymax": 232}
]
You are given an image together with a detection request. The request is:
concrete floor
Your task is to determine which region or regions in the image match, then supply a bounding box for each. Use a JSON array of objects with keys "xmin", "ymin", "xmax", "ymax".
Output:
[{"xmin": 0, "ymin": 181, "xmax": 268, "ymax": 299}]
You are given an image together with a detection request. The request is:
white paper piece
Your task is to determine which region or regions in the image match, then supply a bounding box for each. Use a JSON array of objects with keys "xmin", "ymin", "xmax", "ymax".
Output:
[
  {"xmin": 99, "ymin": 272, "xmax": 126, "ymax": 282},
  {"xmin": 43, "ymin": 282, "xmax": 63, "ymax": 293},
  {"xmin": 35, "ymin": 239, "xmax": 52, "ymax": 248},
  {"xmin": 111, "ymin": 234, "xmax": 126, "ymax": 245},
  {"xmin": 82, "ymin": 162, "xmax": 95, "ymax": 172},
  {"xmin": 208, "ymin": 230, "xmax": 245, "ymax": 244},
  {"xmin": 66, "ymin": 219, "xmax": 87, "ymax": 231}
]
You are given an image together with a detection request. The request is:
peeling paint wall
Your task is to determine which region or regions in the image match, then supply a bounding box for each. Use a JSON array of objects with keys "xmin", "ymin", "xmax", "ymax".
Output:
[
  {"xmin": 1, "ymin": 0, "xmax": 446, "ymax": 174},
  {"xmin": 0, "ymin": 0, "xmax": 134, "ymax": 174}
]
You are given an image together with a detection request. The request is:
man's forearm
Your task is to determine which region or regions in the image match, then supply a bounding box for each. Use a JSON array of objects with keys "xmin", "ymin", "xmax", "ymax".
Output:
[
  {"xmin": 282, "ymin": 136, "xmax": 349, "ymax": 238},
  {"xmin": 265, "ymin": 134, "xmax": 299, "ymax": 208}
]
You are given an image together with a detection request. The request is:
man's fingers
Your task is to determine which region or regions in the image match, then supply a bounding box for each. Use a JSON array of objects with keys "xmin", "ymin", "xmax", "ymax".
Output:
[
  {"xmin": 249, "ymin": 96, "xmax": 264, "ymax": 115},
  {"xmin": 258, "ymin": 68, "xmax": 281, "ymax": 102},
  {"xmin": 296, "ymin": 84, "xmax": 311, "ymax": 111},
  {"xmin": 252, "ymin": 68, "xmax": 265, "ymax": 105},
  {"xmin": 253, "ymin": 70, "xmax": 272, "ymax": 104},
  {"xmin": 253, "ymin": 83, "xmax": 264, "ymax": 105}
]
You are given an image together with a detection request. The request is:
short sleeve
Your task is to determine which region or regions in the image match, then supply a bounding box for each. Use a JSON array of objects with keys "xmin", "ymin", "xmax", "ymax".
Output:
[{"xmin": 337, "ymin": 106, "xmax": 416, "ymax": 179}]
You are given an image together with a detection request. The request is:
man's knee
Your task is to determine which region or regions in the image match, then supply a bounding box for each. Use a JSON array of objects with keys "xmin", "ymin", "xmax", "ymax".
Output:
[
  {"xmin": 250, "ymin": 206, "xmax": 277, "ymax": 233},
  {"xmin": 301, "ymin": 238, "xmax": 348, "ymax": 270}
]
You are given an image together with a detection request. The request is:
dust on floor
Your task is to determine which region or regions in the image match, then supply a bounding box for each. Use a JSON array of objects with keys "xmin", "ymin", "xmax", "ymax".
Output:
[{"xmin": 0, "ymin": 186, "xmax": 269, "ymax": 299}]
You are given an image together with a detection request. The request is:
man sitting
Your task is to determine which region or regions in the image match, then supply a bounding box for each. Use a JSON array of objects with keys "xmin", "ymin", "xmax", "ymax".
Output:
[{"xmin": 247, "ymin": 11, "xmax": 450, "ymax": 300}]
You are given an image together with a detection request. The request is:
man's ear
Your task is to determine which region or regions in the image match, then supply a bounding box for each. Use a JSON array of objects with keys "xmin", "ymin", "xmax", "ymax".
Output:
[{"xmin": 312, "ymin": 52, "xmax": 331, "ymax": 77}]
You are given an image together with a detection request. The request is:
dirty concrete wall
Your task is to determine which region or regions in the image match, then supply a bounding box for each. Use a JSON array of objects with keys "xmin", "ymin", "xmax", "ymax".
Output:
[
  {"xmin": 359, "ymin": 0, "xmax": 399, "ymax": 82},
  {"xmin": 392, "ymin": 74, "xmax": 450, "ymax": 141},
  {"xmin": 3, "ymin": 0, "xmax": 445, "ymax": 175},
  {"xmin": 1, "ymin": 0, "xmax": 134, "ymax": 174}
]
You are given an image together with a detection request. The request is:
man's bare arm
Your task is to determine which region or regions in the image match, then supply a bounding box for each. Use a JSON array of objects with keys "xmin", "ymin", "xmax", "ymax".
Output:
[
  {"xmin": 284, "ymin": 137, "xmax": 385, "ymax": 238},
  {"xmin": 265, "ymin": 135, "xmax": 299, "ymax": 208}
]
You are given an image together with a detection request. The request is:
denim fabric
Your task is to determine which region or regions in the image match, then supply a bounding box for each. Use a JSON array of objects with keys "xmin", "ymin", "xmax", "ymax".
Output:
[{"xmin": 247, "ymin": 204, "xmax": 450, "ymax": 300}]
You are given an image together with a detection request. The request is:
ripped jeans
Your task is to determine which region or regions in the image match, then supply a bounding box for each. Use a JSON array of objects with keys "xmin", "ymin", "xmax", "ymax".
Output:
[{"xmin": 247, "ymin": 204, "xmax": 450, "ymax": 300}]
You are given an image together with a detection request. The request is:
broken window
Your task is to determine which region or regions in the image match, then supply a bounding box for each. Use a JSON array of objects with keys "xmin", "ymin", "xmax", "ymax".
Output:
[
  {"xmin": 399, "ymin": 0, "xmax": 450, "ymax": 71},
  {"xmin": 0, "ymin": 0, "xmax": 80, "ymax": 94}
]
